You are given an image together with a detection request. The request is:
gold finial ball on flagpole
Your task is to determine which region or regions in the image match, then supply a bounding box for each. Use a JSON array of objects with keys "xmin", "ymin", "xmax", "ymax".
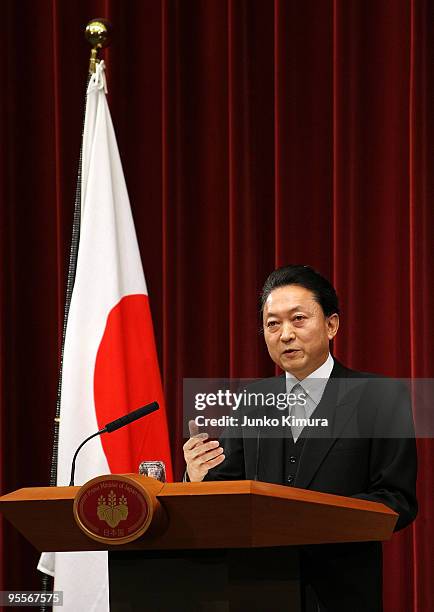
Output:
[
  {"xmin": 85, "ymin": 19, "xmax": 112, "ymax": 73},
  {"xmin": 85, "ymin": 18, "xmax": 112, "ymax": 49}
]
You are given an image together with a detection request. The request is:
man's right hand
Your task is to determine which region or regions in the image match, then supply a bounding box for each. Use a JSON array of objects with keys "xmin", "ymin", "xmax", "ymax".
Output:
[{"xmin": 183, "ymin": 420, "xmax": 225, "ymax": 482}]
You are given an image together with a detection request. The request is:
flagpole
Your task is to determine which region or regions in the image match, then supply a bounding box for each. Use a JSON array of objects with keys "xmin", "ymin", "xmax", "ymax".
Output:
[
  {"xmin": 40, "ymin": 19, "xmax": 112, "ymax": 612},
  {"xmin": 49, "ymin": 14, "xmax": 112, "ymax": 493},
  {"xmin": 48, "ymin": 16, "xmax": 112, "ymax": 495}
]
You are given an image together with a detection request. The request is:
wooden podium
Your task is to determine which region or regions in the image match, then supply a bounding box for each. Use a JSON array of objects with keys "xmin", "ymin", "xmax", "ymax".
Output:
[{"xmin": 0, "ymin": 477, "xmax": 397, "ymax": 611}]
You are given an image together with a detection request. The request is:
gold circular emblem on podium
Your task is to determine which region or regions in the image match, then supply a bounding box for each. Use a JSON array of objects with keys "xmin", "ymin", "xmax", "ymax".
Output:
[{"xmin": 73, "ymin": 474, "xmax": 157, "ymax": 545}]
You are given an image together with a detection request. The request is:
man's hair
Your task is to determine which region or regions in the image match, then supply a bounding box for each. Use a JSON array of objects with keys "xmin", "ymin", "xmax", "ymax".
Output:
[{"xmin": 260, "ymin": 265, "xmax": 340, "ymax": 317}]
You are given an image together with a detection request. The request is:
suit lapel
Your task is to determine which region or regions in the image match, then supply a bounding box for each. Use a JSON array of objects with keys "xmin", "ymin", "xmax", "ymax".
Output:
[
  {"xmin": 294, "ymin": 360, "xmax": 360, "ymax": 489},
  {"xmin": 251, "ymin": 363, "xmax": 364, "ymax": 487}
]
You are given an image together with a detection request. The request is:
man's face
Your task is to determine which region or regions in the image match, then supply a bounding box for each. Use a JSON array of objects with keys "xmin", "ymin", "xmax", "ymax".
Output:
[{"xmin": 263, "ymin": 285, "xmax": 339, "ymax": 379}]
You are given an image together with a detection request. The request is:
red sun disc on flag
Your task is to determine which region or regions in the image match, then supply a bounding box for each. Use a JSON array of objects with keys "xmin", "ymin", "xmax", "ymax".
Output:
[{"xmin": 94, "ymin": 294, "xmax": 172, "ymax": 477}]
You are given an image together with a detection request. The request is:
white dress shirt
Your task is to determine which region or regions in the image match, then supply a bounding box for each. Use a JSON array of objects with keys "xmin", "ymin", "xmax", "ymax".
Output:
[{"xmin": 285, "ymin": 353, "xmax": 334, "ymax": 437}]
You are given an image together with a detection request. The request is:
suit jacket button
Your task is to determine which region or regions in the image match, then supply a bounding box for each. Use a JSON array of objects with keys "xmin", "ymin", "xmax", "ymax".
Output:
[
  {"xmin": 289, "ymin": 456, "xmax": 297, "ymax": 463},
  {"xmin": 287, "ymin": 475, "xmax": 294, "ymax": 484}
]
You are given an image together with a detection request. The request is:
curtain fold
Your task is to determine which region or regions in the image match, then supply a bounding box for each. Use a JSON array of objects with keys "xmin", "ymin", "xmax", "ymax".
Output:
[{"xmin": 1, "ymin": 1, "xmax": 432, "ymax": 609}]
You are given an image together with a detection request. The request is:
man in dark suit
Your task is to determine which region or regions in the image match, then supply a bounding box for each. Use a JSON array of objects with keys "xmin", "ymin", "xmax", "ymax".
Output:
[{"xmin": 183, "ymin": 265, "xmax": 417, "ymax": 611}]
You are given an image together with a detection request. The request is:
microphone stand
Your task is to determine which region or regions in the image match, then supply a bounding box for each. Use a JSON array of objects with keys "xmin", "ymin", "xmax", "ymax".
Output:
[{"xmin": 69, "ymin": 428, "xmax": 106, "ymax": 486}]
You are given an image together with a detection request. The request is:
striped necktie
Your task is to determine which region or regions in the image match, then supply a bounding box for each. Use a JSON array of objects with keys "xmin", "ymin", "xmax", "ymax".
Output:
[{"xmin": 290, "ymin": 383, "xmax": 306, "ymax": 442}]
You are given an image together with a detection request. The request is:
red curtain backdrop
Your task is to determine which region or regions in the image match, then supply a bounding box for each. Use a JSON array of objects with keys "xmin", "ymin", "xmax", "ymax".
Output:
[{"xmin": 1, "ymin": 1, "xmax": 433, "ymax": 610}]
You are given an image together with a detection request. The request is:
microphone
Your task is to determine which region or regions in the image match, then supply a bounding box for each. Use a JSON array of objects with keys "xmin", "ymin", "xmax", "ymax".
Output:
[
  {"xmin": 104, "ymin": 402, "xmax": 159, "ymax": 433},
  {"xmin": 68, "ymin": 401, "xmax": 159, "ymax": 486}
]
